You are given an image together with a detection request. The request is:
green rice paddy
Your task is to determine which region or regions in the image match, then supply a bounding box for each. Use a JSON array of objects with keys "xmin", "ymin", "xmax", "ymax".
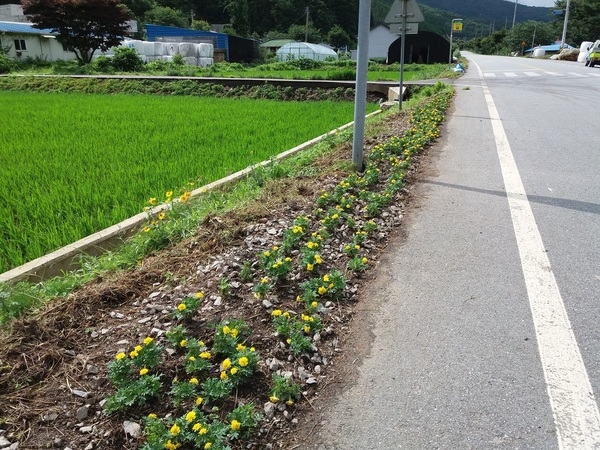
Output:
[{"xmin": 0, "ymin": 91, "xmax": 377, "ymax": 272}]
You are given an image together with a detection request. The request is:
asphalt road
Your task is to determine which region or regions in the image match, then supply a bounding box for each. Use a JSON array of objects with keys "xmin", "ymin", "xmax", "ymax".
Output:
[{"xmin": 309, "ymin": 53, "xmax": 600, "ymax": 449}]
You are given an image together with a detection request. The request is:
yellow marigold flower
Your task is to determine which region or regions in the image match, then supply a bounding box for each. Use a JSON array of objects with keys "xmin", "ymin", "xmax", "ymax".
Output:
[
  {"xmin": 222, "ymin": 325, "xmax": 231, "ymax": 335},
  {"xmin": 296, "ymin": 295, "xmax": 302, "ymax": 302},
  {"xmin": 222, "ymin": 358, "xmax": 232, "ymax": 370},
  {"xmin": 231, "ymin": 419, "xmax": 241, "ymax": 431},
  {"xmin": 195, "ymin": 396, "xmax": 203, "ymax": 406},
  {"xmin": 270, "ymin": 396, "xmax": 280, "ymax": 403},
  {"xmin": 170, "ymin": 424, "xmax": 181, "ymax": 436},
  {"xmin": 239, "ymin": 356, "xmax": 249, "ymax": 367},
  {"xmin": 116, "ymin": 352, "xmax": 126, "ymax": 360},
  {"xmin": 143, "ymin": 337, "xmax": 153, "ymax": 345},
  {"xmin": 204, "ymin": 443, "xmax": 212, "ymax": 449},
  {"xmin": 236, "ymin": 343, "xmax": 246, "ymax": 351},
  {"xmin": 250, "ymin": 347, "xmax": 256, "ymax": 352},
  {"xmin": 273, "ymin": 245, "xmax": 279, "ymax": 251},
  {"xmin": 189, "ymin": 356, "xmax": 196, "ymax": 361},
  {"xmin": 332, "ymin": 214, "xmax": 339, "ymax": 220},
  {"xmin": 286, "ymin": 338, "xmax": 292, "ymax": 345},
  {"xmin": 323, "ymin": 274, "xmax": 330, "ymax": 282},
  {"xmin": 199, "ymin": 427, "xmax": 208, "ymax": 435},
  {"xmin": 192, "ymin": 423, "xmax": 201, "ymax": 432},
  {"xmin": 263, "ymin": 250, "xmax": 270, "ymax": 257},
  {"xmin": 129, "ymin": 350, "xmax": 139, "ymax": 359},
  {"xmin": 139, "ymin": 367, "xmax": 149, "ymax": 376},
  {"xmin": 190, "ymin": 377, "xmax": 199, "ymax": 385},
  {"xmin": 135, "ymin": 345, "xmax": 143, "ymax": 352},
  {"xmin": 328, "ymin": 283, "xmax": 334, "ymax": 289},
  {"xmin": 283, "ymin": 312, "xmax": 290, "ymax": 318},
  {"xmin": 362, "ymin": 257, "xmax": 368, "ymax": 264},
  {"xmin": 304, "ymin": 325, "xmax": 311, "ymax": 333},
  {"xmin": 318, "ymin": 286, "xmax": 327, "ymax": 295},
  {"xmin": 143, "ymin": 226, "xmax": 151, "ymax": 233},
  {"xmin": 311, "ymin": 301, "xmax": 318, "ymax": 308},
  {"xmin": 158, "ymin": 212, "xmax": 166, "ymax": 220},
  {"xmin": 180, "ymin": 339, "xmax": 187, "ymax": 347},
  {"xmin": 148, "ymin": 413, "xmax": 157, "ymax": 419},
  {"xmin": 199, "ymin": 351, "xmax": 211, "ymax": 359},
  {"xmin": 271, "ymin": 309, "xmax": 282, "ymax": 317},
  {"xmin": 231, "ymin": 328, "xmax": 239, "ymax": 338},
  {"xmin": 220, "ymin": 371, "xmax": 228, "ymax": 380},
  {"xmin": 195, "ymin": 292, "xmax": 204, "ymax": 298},
  {"xmin": 306, "ymin": 263, "xmax": 314, "ymax": 271},
  {"xmin": 285, "ymin": 257, "xmax": 292, "ymax": 262},
  {"xmin": 230, "ymin": 367, "xmax": 238, "ymax": 375},
  {"xmin": 149, "ymin": 197, "xmax": 157, "ymax": 205},
  {"xmin": 165, "ymin": 440, "xmax": 178, "ymax": 450},
  {"xmin": 261, "ymin": 277, "xmax": 269, "ymax": 284},
  {"xmin": 185, "ymin": 411, "xmax": 196, "ymax": 422},
  {"xmin": 301, "ymin": 314, "xmax": 310, "ymax": 322},
  {"xmin": 177, "ymin": 303, "xmax": 186, "ymax": 311},
  {"xmin": 314, "ymin": 255, "xmax": 322, "ymax": 264},
  {"xmin": 166, "ymin": 191, "xmax": 173, "ymax": 198}
]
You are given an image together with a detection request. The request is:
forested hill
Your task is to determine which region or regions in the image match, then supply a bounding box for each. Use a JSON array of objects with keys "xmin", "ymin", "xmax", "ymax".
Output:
[{"xmin": 372, "ymin": 0, "xmax": 553, "ymax": 25}]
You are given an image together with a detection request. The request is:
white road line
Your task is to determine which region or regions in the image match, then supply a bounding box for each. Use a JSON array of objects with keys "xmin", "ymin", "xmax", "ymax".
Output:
[
  {"xmin": 484, "ymin": 72, "xmax": 496, "ymax": 78},
  {"xmin": 589, "ymin": 72, "xmax": 600, "ymax": 77},
  {"xmin": 524, "ymin": 71, "xmax": 541, "ymax": 77},
  {"xmin": 473, "ymin": 60, "xmax": 600, "ymax": 450},
  {"xmin": 505, "ymin": 72, "xmax": 517, "ymax": 77},
  {"xmin": 545, "ymin": 71, "xmax": 564, "ymax": 76},
  {"xmin": 568, "ymin": 72, "xmax": 588, "ymax": 77}
]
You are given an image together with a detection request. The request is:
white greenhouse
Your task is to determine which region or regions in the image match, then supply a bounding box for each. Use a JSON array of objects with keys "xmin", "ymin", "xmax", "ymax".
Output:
[{"xmin": 276, "ymin": 42, "xmax": 337, "ymax": 62}]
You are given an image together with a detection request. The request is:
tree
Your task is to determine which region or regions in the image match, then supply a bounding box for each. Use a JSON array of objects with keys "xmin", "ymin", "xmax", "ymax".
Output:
[
  {"xmin": 144, "ymin": 5, "xmax": 189, "ymax": 28},
  {"xmin": 224, "ymin": 0, "xmax": 251, "ymax": 36},
  {"xmin": 21, "ymin": 0, "xmax": 133, "ymax": 64},
  {"xmin": 123, "ymin": 0, "xmax": 153, "ymax": 18},
  {"xmin": 327, "ymin": 24, "xmax": 352, "ymax": 49},
  {"xmin": 554, "ymin": 0, "xmax": 600, "ymax": 45},
  {"xmin": 288, "ymin": 23, "xmax": 322, "ymax": 43},
  {"xmin": 191, "ymin": 19, "xmax": 211, "ymax": 31}
]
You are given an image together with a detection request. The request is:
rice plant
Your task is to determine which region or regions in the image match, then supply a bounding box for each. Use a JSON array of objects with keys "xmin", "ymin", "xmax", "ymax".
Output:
[{"xmin": 0, "ymin": 92, "xmax": 377, "ymax": 272}]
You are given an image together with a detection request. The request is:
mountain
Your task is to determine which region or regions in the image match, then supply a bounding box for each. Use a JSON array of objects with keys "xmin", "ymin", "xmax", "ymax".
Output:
[{"xmin": 372, "ymin": 0, "xmax": 554, "ymax": 39}]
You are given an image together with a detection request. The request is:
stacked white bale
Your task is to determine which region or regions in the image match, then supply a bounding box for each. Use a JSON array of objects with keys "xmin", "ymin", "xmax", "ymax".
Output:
[
  {"xmin": 197, "ymin": 43, "xmax": 213, "ymax": 58},
  {"xmin": 179, "ymin": 43, "xmax": 196, "ymax": 57},
  {"xmin": 124, "ymin": 39, "xmax": 145, "ymax": 55},
  {"xmin": 532, "ymin": 47, "xmax": 545, "ymax": 58},
  {"xmin": 184, "ymin": 57, "xmax": 197, "ymax": 65},
  {"xmin": 143, "ymin": 41, "xmax": 164, "ymax": 57},
  {"xmin": 198, "ymin": 57, "xmax": 214, "ymax": 67},
  {"xmin": 166, "ymin": 43, "xmax": 180, "ymax": 56}
]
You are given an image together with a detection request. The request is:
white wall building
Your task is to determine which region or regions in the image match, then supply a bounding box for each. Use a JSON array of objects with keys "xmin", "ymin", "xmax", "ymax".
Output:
[
  {"xmin": 0, "ymin": 22, "xmax": 77, "ymax": 62},
  {"xmin": 368, "ymin": 25, "xmax": 397, "ymax": 60}
]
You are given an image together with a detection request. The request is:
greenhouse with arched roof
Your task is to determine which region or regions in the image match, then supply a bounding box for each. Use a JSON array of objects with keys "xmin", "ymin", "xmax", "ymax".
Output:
[{"xmin": 276, "ymin": 42, "xmax": 337, "ymax": 62}]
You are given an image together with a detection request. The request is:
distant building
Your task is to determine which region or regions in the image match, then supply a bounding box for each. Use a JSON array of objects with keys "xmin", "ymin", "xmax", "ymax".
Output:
[
  {"xmin": 145, "ymin": 24, "xmax": 258, "ymax": 63},
  {"xmin": 0, "ymin": 4, "xmax": 27, "ymax": 23},
  {"xmin": 276, "ymin": 42, "xmax": 338, "ymax": 61},
  {"xmin": 352, "ymin": 25, "xmax": 450, "ymax": 64},
  {"xmin": 0, "ymin": 21, "xmax": 76, "ymax": 62}
]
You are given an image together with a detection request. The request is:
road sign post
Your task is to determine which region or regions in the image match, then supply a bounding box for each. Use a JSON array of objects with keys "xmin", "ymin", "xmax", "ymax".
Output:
[
  {"xmin": 385, "ymin": 0, "xmax": 424, "ymax": 110},
  {"xmin": 449, "ymin": 18, "xmax": 462, "ymax": 69}
]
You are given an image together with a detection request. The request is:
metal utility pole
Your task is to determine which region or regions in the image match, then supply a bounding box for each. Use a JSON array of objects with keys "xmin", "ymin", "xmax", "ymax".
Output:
[
  {"xmin": 560, "ymin": 0, "xmax": 571, "ymax": 48},
  {"xmin": 512, "ymin": 0, "xmax": 518, "ymax": 28},
  {"xmin": 352, "ymin": 0, "xmax": 371, "ymax": 170},
  {"xmin": 305, "ymin": 7, "xmax": 309, "ymax": 42}
]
